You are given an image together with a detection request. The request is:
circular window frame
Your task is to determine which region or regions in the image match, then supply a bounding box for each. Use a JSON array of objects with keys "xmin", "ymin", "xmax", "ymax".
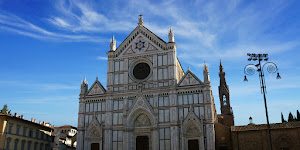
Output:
[{"xmin": 129, "ymin": 58, "xmax": 153, "ymax": 82}]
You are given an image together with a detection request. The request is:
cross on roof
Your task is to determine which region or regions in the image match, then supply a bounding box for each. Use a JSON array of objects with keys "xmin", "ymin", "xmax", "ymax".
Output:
[
  {"xmin": 139, "ymin": 14, "xmax": 143, "ymax": 17},
  {"xmin": 187, "ymin": 74, "xmax": 192, "ymax": 84}
]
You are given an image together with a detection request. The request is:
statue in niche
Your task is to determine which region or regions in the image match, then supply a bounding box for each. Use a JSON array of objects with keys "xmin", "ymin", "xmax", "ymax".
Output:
[{"xmin": 134, "ymin": 113, "xmax": 151, "ymax": 127}]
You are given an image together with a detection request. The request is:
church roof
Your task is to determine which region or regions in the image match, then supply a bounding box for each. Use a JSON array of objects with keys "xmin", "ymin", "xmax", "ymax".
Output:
[
  {"xmin": 231, "ymin": 121, "xmax": 300, "ymax": 132},
  {"xmin": 0, "ymin": 113, "xmax": 53, "ymax": 130}
]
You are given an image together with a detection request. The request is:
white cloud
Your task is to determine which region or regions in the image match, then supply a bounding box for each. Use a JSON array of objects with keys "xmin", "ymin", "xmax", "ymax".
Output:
[
  {"xmin": 96, "ymin": 56, "xmax": 107, "ymax": 60},
  {"xmin": 0, "ymin": 11, "xmax": 107, "ymax": 42},
  {"xmin": 48, "ymin": 0, "xmax": 135, "ymax": 33},
  {"xmin": 0, "ymin": 80, "xmax": 78, "ymax": 91}
]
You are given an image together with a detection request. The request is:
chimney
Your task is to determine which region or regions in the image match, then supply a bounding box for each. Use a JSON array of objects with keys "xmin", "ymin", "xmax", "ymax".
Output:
[
  {"xmin": 14, "ymin": 113, "xmax": 18, "ymax": 117},
  {"xmin": 249, "ymin": 116, "xmax": 254, "ymax": 125},
  {"xmin": 34, "ymin": 119, "xmax": 36, "ymax": 123},
  {"xmin": 31, "ymin": 118, "xmax": 34, "ymax": 122},
  {"xmin": 39, "ymin": 121, "xmax": 41, "ymax": 124},
  {"xmin": 20, "ymin": 115, "xmax": 24, "ymax": 119}
]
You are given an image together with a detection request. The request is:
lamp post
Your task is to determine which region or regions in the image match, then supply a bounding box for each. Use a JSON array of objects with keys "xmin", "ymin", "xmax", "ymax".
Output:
[{"xmin": 243, "ymin": 53, "xmax": 281, "ymax": 150}]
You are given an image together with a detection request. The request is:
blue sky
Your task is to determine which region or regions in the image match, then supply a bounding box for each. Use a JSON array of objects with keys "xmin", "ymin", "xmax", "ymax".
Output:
[{"xmin": 0, "ymin": 0, "xmax": 299, "ymax": 126}]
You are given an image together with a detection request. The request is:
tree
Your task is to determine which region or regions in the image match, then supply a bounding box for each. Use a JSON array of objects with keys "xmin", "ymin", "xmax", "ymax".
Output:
[
  {"xmin": 297, "ymin": 110, "xmax": 300, "ymax": 121},
  {"xmin": 1, "ymin": 104, "xmax": 10, "ymax": 114},
  {"xmin": 288, "ymin": 112, "xmax": 295, "ymax": 122},
  {"xmin": 281, "ymin": 112, "xmax": 286, "ymax": 123}
]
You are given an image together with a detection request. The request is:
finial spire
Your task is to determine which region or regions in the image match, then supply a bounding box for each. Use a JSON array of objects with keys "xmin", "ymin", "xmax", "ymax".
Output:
[
  {"xmin": 110, "ymin": 35, "xmax": 116, "ymax": 51},
  {"xmin": 83, "ymin": 76, "xmax": 87, "ymax": 84},
  {"xmin": 96, "ymin": 76, "xmax": 98, "ymax": 81},
  {"xmin": 220, "ymin": 59, "xmax": 224, "ymax": 72},
  {"xmin": 203, "ymin": 62, "xmax": 210, "ymax": 83},
  {"xmin": 188, "ymin": 66, "xmax": 190, "ymax": 70},
  {"xmin": 203, "ymin": 62, "xmax": 208, "ymax": 72},
  {"xmin": 168, "ymin": 26, "xmax": 174, "ymax": 43},
  {"xmin": 138, "ymin": 14, "xmax": 144, "ymax": 26}
]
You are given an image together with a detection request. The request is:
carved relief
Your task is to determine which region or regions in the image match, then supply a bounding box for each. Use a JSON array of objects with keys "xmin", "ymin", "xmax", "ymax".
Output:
[
  {"xmin": 124, "ymin": 45, "xmax": 135, "ymax": 55},
  {"xmin": 145, "ymin": 43, "xmax": 158, "ymax": 51},
  {"xmin": 134, "ymin": 113, "xmax": 151, "ymax": 127},
  {"xmin": 138, "ymin": 100, "xmax": 144, "ymax": 106},
  {"xmin": 89, "ymin": 126, "xmax": 101, "ymax": 138},
  {"xmin": 186, "ymin": 125, "xmax": 200, "ymax": 134}
]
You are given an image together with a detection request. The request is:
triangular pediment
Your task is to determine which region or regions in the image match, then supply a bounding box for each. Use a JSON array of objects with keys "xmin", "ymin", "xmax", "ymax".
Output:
[
  {"xmin": 87, "ymin": 79, "xmax": 106, "ymax": 95},
  {"xmin": 113, "ymin": 25, "xmax": 168, "ymax": 57},
  {"xmin": 183, "ymin": 106, "xmax": 202, "ymax": 125},
  {"xmin": 178, "ymin": 70, "xmax": 203, "ymax": 86}
]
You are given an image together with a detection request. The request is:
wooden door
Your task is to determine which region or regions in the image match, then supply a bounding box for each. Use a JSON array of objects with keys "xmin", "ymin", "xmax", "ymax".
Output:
[
  {"xmin": 188, "ymin": 139, "xmax": 199, "ymax": 150},
  {"xmin": 136, "ymin": 136, "xmax": 149, "ymax": 150},
  {"xmin": 91, "ymin": 143, "xmax": 99, "ymax": 150}
]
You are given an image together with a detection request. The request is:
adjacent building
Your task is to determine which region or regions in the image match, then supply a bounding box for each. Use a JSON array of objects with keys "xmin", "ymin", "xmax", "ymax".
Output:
[
  {"xmin": 231, "ymin": 121, "xmax": 300, "ymax": 150},
  {"xmin": 0, "ymin": 113, "xmax": 53, "ymax": 150},
  {"xmin": 54, "ymin": 125, "xmax": 77, "ymax": 149}
]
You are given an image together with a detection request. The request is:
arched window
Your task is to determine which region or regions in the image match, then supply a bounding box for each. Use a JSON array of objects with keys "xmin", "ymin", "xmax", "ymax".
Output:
[
  {"xmin": 27, "ymin": 141, "xmax": 32, "ymax": 150},
  {"xmin": 34, "ymin": 142, "xmax": 38, "ymax": 150},
  {"xmin": 6, "ymin": 138, "xmax": 11, "ymax": 150},
  {"xmin": 14, "ymin": 139, "xmax": 19, "ymax": 150},
  {"xmin": 21, "ymin": 140, "xmax": 25, "ymax": 150},
  {"xmin": 223, "ymin": 95, "xmax": 227, "ymax": 105}
]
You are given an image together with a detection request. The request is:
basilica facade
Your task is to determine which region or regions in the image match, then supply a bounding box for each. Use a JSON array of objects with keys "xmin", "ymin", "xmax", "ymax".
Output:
[{"xmin": 76, "ymin": 16, "xmax": 227, "ymax": 150}]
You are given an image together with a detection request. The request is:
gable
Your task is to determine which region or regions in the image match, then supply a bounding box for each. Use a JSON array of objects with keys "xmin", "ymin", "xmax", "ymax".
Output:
[
  {"xmin": 178, "ymin": 70, "xmax": 203, "ymax": 86},
  {"xmin": 114, "ymin": 25, "xmax": 167, "ymax": 57},
  {"xmin": 87, "ymin": 80, "xmax": 106, "ymax": 95}
]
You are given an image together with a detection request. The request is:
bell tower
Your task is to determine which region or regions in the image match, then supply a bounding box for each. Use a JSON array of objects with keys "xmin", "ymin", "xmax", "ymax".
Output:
[{"xmin": 218, "ymin": 60, "xmax": 234, "ymax": 126}]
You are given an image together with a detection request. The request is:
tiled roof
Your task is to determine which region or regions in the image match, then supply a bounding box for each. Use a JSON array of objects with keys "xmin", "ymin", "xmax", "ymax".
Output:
[
  {"xmin": 0, "ymin": 113, "xmax": 53, "ymax": 130},
  {"xmin": 54, "ymin": 125, "xmax": 77, "ymax": 129},
  {"xmin": 231, "ymin": 121, "xmax": 300, "ymax": 132}
]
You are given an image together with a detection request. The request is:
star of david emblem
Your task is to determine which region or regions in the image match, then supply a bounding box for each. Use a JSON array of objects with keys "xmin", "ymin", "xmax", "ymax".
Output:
[{"xmin": 135, "ymin": 40, "xmax": 145, "ymax": 51}]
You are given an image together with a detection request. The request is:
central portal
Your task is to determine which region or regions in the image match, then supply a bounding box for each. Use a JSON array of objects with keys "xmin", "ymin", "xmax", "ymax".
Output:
[{"xmin": 136, "ymin": 136, "xmax": 149, "ymax": 150}]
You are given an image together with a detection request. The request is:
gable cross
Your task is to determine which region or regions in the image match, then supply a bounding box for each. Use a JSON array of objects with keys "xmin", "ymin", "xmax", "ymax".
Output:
[
  {"xmin": 94, "ymin": 85, "xmax": 99, "ymax": 93},
  {"xmin": 187, "ymin": 74, "xmax": 192, "ymax": 84}
]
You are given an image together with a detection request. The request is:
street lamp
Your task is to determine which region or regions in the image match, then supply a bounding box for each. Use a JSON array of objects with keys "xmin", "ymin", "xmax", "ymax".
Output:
[{"xmin": 243, "ymin": 53, "xmax": 281, "ymax": 150}]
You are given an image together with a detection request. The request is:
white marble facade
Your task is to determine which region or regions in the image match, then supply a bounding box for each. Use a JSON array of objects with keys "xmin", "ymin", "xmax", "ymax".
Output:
[{"xmin": 77, "ymin": 16, "xmax": 216, "ymax": 150}]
